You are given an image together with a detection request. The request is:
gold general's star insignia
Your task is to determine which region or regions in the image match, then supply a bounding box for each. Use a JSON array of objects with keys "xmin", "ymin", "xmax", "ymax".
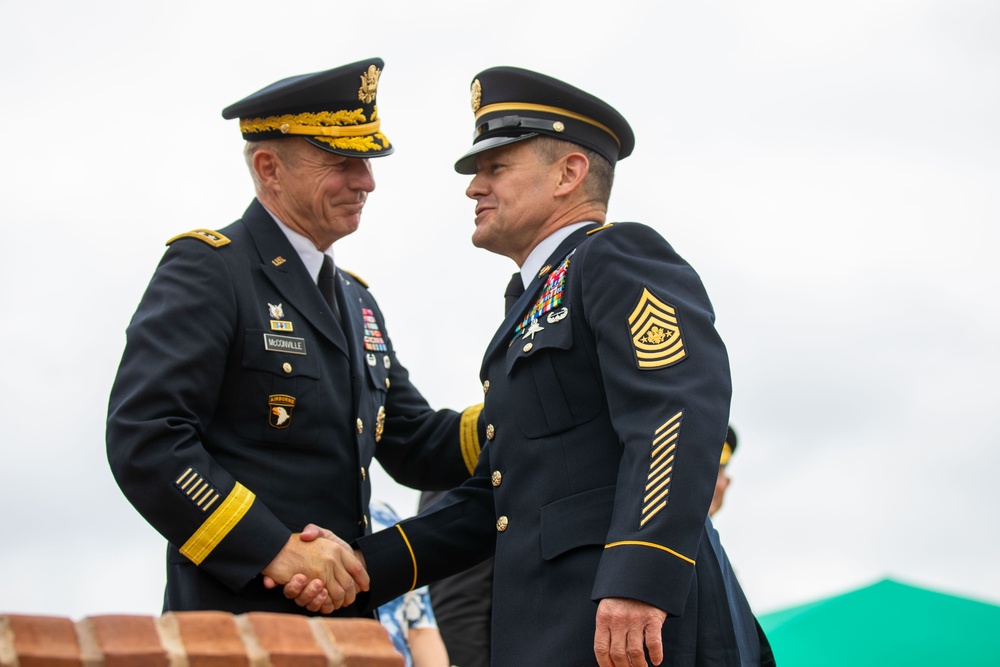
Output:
[{"xmin": 628, "ymin": 288, "xmax": 687, "ymax": 370}]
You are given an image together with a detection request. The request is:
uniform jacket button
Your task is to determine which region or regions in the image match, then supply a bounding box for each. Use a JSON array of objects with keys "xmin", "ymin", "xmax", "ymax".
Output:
[
  {"xmin": 282, "ymin": 362, "xmax": 292, "ymax": 373},
  {"xmin": 486, "ymin": 424, "xmax": 495, "ymax": 440},
  {"xmin": 361, "ymin": 467, "xmax": 366, "ymax": 480},
  {"xmin": 356, "ymin": 418, "xmax": 364, "ymax": 434},
  {"xmin": 491, "ymin": 470, "xmax": 502, "ymax": 487},
  {"xmin": 496, "ymin": 515, "xmax": 509, "ymax": 532},
  {"xmin": 483, "ymin": 380, "xmax": 490, "ymax": 394}
]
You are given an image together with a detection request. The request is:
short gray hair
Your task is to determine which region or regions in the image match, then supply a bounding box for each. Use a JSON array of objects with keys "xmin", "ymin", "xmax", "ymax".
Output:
[
  {"xmin": 243, "ymin": 139, "xmax": 299, "ymax": 191},
  {"xmin": 530, "ymin": 136, "xmax": 615, "ymax": 206}
]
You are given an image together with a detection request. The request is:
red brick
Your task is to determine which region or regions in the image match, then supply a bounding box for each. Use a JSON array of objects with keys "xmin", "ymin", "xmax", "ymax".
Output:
[
  {"xmin": 313, "ymin": 618, "xmax": 403, "ymax": 667},
  {"xmin": 170, "ymin": 611, "xmax": 248, "ymax": 667},
  {"xmin": 80, "ymin": 615, "xmax": 169, "ymax": 667},
  {"xmin": 0, "ymin": 615, "xmax": 81, "ymax": 667},
  {"xmin": 243, "ymin": 613, "xmax": 328, "ymax": 667}
]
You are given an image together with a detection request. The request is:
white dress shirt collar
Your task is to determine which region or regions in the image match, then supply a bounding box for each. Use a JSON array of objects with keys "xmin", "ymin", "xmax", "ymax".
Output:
[
  {"xmin": 262, "ymin": 205, "xmax": 335, "ymax": 283},
  {"xmin": 519, "ymin": 221, "xmax": 594, "ymax": 289}
]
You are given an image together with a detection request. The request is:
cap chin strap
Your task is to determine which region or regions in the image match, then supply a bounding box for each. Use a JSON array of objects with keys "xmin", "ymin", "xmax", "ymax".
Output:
[{"xmin": 475, "ymin": 102, "xmax": 621, "ymax": 147}]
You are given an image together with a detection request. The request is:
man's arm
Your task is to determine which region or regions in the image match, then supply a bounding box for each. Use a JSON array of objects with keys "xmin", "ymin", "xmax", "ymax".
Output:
[
  {"xmin": 578, "ymin": 224, "xmax": 732, "ymax": 659},
  {"xmin": 107, "ymin": 239, "xmax": 339, "ymax": 596}
]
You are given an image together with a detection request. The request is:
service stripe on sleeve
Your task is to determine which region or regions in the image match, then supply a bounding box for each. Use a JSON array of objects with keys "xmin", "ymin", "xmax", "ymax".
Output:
[
  {"xmin": 641, "ymin": 411, "xmax": 682, "ymax": 528},
  {"xmin": 179, "ymin": 482, "xmax": 255, "ymax": 565},
  {"xmin": 460, "ymin": 403, "xmax": 484, "ymax": 475}
]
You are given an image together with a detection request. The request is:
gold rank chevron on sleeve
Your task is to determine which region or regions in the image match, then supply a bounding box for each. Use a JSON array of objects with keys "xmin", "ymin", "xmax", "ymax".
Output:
[
  {"xmin": 628, "ymin": 287, "xmax": 687, "ymax": 369},
  {"xmin": 179, "ymin": 482, "xmax": 256, "ymax": 565}
]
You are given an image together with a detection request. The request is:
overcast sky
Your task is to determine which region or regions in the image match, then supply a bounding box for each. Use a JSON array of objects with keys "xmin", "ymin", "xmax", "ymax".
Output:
[{"xmin": 1, "ymin": 0, "xmax": 997, "ymax": 621}]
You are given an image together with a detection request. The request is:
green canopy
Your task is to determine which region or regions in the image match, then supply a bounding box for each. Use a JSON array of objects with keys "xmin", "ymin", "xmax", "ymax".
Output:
[{"xmin": 758, "ymin": 578, "xmax": 1000, "ymax": 666}]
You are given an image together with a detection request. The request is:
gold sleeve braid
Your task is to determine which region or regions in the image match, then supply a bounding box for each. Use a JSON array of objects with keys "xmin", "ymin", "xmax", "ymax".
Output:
[
  {"xmin": 180, "ymin": 483, "xmax": 255, "ymax": 565},
  {"xmin": 460, "ymin": 404, "xmax": 485, "ymax": 475}
]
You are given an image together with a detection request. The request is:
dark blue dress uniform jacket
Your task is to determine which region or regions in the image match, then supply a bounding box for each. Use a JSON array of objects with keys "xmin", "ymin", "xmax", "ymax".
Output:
[
  {"xmin": 106, "ymin": 199, "xmax": 481, "ymax": 615},
  {"xmin": 358, "ymin": 223, "xmax": 772, "ymax": 665}
]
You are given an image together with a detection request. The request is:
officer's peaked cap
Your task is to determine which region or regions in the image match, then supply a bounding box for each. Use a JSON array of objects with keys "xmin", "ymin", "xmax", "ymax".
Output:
[
  {"xmin": 222, "ymin": 58, "xmax": 393, "ymax": 158},
  {"xmin": 455, "ymin": 66, "xmax": 635, "ymax": 174},
  {"xmin": 720, "ymin": 425, "xmax": 738, "ymax": 466}
]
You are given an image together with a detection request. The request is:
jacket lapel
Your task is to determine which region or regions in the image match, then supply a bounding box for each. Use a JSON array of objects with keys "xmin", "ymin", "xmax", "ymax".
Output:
[
  {"xmin": 480, "ymin": 225, "xmax": 595, "ymax": 374},
  {"xmin": 241, "ymin": 200, "xmax": 349, "ymax": 356},
  {"xmin": 335, "ymin": 270, "xmax": 365, "ymax": 414}
]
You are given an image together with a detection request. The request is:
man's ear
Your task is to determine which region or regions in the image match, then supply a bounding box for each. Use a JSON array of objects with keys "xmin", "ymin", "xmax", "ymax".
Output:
[
  {"xmin": 554, "ymin": 152, "xmax": 590, "ymax": 198},
  {"xmin": 253, "ymin": 148, "xmax": 281, "ymax": 191}
]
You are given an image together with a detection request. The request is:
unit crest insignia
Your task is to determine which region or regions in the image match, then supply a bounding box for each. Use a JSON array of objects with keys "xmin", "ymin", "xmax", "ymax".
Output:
[
  {"xmin": 375, "ymin": 406, "xmax": 386, "ymax": 443},
  {"xmin": 268, "ymin": 394, "xmax": 296, "ymax": 429},
  {"xmin": 358, "ymin": 65, "xmax": 381, "ymax": 104},
  {"xmin": 268, "ymin": 303, "xmax": 284, "ymax": 319},
  {"xmin": 628, "ymin": 288, "xmax": 686, "ymax": 369}
]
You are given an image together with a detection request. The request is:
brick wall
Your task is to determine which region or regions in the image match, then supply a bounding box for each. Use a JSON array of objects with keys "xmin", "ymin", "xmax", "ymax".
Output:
[{"xmin": 0, "ymin": 612, "xmax": 403, "ymax": 667}]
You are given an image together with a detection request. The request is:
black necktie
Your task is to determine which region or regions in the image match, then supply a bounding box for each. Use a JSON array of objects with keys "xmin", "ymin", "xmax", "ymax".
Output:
[
  {"xmin": 504, "ymin": 272, "xmax": 525, "ymax": 315},
  {"xmin": 318, "ymin": 255, "xmax": 342, "ymax": 324}
]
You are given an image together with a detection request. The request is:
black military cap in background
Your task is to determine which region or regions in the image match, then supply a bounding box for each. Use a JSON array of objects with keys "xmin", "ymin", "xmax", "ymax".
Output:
[
  {"xmin": 222, "ymin": 58, "xmax": 393, "ymax": 158},
  {"xmin": 454, "ymin": 66, "xmax": 635, "ymax": 174},
  {"xmin": 720, "ymin": 425, "xmax": 738, "ymax": 465}
]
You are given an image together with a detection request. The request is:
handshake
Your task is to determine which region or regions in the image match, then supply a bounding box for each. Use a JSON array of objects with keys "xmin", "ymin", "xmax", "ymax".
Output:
[{"xmin": 261, "ymin": 524, "xmax": 368, "ymax": 614}]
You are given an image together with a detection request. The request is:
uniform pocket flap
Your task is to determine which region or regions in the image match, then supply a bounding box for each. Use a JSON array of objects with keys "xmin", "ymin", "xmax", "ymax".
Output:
[
  {"xmin": 242, "ymin": 330, "xmax": 320, "ymax": 378},
  {"xmin": 539, "ymin": 484, "xmax": 615, "ymax": 560},
  {"xmin": 505, "ymin": 307, "xmax": 573, "ymax": 375}
]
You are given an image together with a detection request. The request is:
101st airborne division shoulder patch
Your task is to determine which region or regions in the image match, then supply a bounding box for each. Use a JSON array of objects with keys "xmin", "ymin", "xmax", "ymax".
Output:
[{"xmin": 628, "ymin": 287, "xmax": 687, "ymax": 369}]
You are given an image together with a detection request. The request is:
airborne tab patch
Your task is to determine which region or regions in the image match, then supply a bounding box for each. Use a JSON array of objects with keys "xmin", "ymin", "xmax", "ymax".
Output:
[{"xmin": 628, "ymin": 287, "xmax": 686, "ymax": 370}]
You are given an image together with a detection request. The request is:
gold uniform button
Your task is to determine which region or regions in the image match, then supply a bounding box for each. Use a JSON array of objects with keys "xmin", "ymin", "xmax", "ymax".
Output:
[
  {"xmin": 496, "ymin": 516, "xmax": 509, "ymax": 532},
  {"xmin": 486, "ymin": 424, "xmax": 495, "ymax": 440},
  {"xmin": 282, "ymin": 362, "xmax": 292, "ymax": 373},
  {"xmin": 491, "ymin": 470, "xmax": 502, "ymax": 487},
  {"xmin": 385, "ymin": 377, "xmax": 391, "ymax": 389},
  {"xmin": 483, "ymin": 380, "xmax": 490, "ymax": 394},
  {"xmin": 523, "ymin": 342, "xmax": 533, "ymax": 353},
  {"xmin": 361, "ymin": 467, "xmax": 366, "ymax": 480},
  {"xmin": 364, "ymin": 515, "xmax": 369, "ymax": 527},
  {"xmin": 356, "ymin": 418, "xmax": 364, "ymax": 434}
]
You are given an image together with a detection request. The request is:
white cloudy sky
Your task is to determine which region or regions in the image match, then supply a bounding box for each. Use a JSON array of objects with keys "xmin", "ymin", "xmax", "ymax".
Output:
[{"xmin": 1, "ymin": 0, "xmax": 997, "ymax": 621}]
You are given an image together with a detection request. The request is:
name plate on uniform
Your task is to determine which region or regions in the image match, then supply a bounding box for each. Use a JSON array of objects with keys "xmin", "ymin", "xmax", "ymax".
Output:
[{"xmin": 263, "ymin": 333, "xmax": 307, "ymax": 355}]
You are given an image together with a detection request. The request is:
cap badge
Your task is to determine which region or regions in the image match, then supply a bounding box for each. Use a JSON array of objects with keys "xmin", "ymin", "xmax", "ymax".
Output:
[
  {"xmin": 470, "ymin": 79, "xmax": 482, "ymax": 112},
  {"xmin": 628, "ymin": 288, "xmax": 687, "ymax": 369},
  {"xmin": 358, "ymin": 65, "xmax": 381, "ymax": 104}
]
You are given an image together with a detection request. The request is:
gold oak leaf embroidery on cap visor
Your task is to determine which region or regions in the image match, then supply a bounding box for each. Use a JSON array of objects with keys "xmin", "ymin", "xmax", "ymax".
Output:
[
  {"xmin": 628, "ymin": 287, "xmax": 686, "ymax": 369},
  {"xmin": 641, "ymin": 411, "xmax": 682, "ymax": 528}
]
